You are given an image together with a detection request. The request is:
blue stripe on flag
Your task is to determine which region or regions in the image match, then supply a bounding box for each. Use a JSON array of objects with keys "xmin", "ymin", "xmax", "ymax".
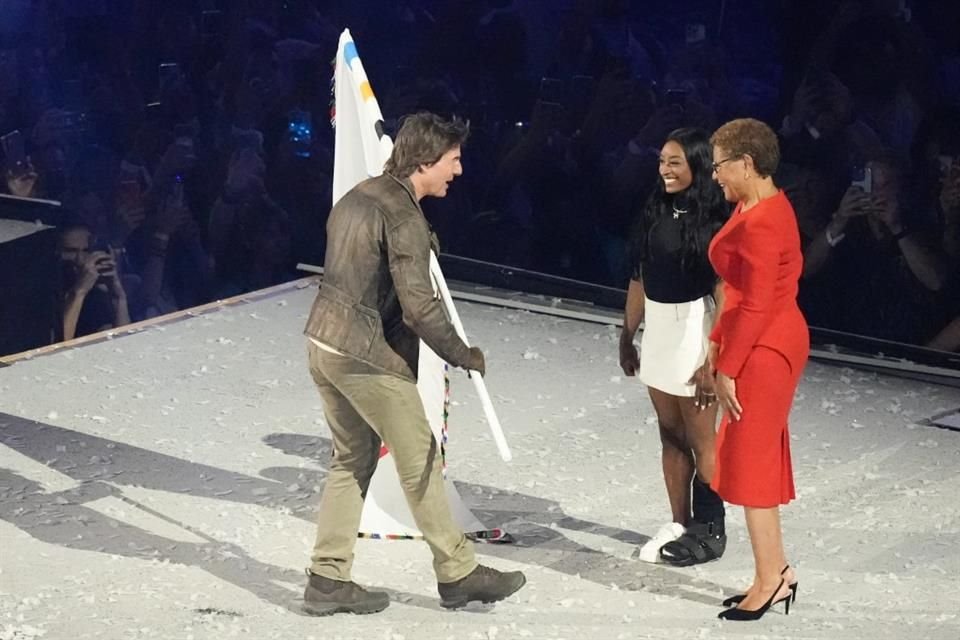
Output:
[{"xmin": 343, "ymin": 41, "xmax": 359, "ymax": 67}]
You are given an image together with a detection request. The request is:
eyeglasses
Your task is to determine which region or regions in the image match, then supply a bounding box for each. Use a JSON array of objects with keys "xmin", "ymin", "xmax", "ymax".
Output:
[{"xmin": 712, "ymin": 156, "xmax": 741, "ymax": 172}]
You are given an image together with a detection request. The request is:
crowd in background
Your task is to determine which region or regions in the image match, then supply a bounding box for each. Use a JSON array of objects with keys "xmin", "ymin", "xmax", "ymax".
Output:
[{"xmin": 1, "ymin": 0, "xmax": 958, "ymax": 350}]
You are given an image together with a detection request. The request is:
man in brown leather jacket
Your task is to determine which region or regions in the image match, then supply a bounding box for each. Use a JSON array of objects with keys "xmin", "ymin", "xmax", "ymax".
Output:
[{"xmin": 301, "ymin": 112, "xmax": 526, "ymax": 616}]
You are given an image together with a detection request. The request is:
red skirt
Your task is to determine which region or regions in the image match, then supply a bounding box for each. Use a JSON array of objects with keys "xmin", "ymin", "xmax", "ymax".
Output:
[{"xmin": 711, "ymin": 346, "xmax": 802, "ymax": 508}]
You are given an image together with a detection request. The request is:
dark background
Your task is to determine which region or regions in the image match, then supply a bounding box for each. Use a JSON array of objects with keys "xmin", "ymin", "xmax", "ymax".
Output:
[{"xmin": 1, "ymin": 0, "xmax": 958, "ymax": 355}]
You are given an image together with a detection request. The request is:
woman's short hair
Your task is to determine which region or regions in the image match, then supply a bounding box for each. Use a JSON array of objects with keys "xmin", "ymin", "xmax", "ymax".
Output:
[
  {"xmin": 384, "ymin": 112, "xmax": 470, "ymax": 178},
  {"xmin": 711, "ymin": 118, "xmax": 781, "ymax": 177}
]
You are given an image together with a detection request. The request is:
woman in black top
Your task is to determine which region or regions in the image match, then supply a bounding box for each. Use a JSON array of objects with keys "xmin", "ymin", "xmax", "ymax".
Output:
[{"xmin": 619, "ymin": 127, "xmax": 730, "ymax": 565}]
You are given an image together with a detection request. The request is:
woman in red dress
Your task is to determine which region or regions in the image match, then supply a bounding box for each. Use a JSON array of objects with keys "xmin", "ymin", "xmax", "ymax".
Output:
[{"xmin": 707, "ymin": 119, "xmax": 810, "ymax": 621}]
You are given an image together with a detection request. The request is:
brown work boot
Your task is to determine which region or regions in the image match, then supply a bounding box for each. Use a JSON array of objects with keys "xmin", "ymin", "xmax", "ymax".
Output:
[
  {"xmin": 437, "ymin": 564, "xmax": 526, "ymax": 609},
  {"xmin": 302, "ymin": 572, "xmax": 390, "ymax": 616}
]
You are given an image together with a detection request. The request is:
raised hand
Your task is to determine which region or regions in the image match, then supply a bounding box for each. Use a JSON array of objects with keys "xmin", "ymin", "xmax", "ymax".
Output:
[
  {"xmin": 5, "ymin": 164, "xmax": 38, "ymax": 197},
  {"xmin": 75, "ymin": 251, "xmax": 109, "ymax": 294},
  {"xmin": 827, "ymin": 184, "xmax": 871, "ymax": 237}
]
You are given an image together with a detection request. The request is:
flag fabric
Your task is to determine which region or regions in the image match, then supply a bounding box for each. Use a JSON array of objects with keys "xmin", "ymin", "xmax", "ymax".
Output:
[
  {"xmin": 331, "ymin": 32, "xmax": 394, "ymax": 205},
  {"xmin": 331, "ymin": 29, "xmax": 504, "ymax": 541}
]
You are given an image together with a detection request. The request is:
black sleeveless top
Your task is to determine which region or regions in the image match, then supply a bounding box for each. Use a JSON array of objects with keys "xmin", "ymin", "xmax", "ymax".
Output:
[{"xmin": 635, "ymin": 210, "xmax": 717, "ymax": 304}]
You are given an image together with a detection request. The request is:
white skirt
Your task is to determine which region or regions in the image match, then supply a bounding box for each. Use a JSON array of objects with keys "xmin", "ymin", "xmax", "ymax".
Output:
[{"xmin": 639, "ymin": 294, "xmax": 715, "ymax": 397}]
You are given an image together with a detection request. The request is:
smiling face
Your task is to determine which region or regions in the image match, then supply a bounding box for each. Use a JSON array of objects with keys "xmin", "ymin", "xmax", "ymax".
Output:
[
  {"xmin": 712, "ymin": 147, "xmax": 745, "ymax": 203},
  {"xmin": 659, "ymin": 140, "xmax": 693, "ymax": 194},
  {"xmin": 415, "ymin": 145, "xmax": 463, "ymax": 199}
]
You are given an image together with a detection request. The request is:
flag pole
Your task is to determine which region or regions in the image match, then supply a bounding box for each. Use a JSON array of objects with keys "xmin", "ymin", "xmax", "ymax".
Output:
[{"xmin": 429, "ymin": 253, "xmax": 512, "ymax": 462}]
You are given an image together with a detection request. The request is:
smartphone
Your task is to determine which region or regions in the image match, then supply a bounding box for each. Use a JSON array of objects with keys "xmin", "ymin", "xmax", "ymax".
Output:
[
  {"xmin": 201, "ymin": 10, "xmax": 223, "ymax": 37},
  {"xmin": 539, "ymin": 77, "xmax": 563, "ymax": 104},
  {"xmin": 536, "ymin": 100, "xmax": 564, "ymax": 128},
  {"xmin": 851, "ymin": 166, "xmax": 872, "ymax": 193},
  {"xmin": 571, "ymin": 75, "xmax": 594, "ymax": 96},
  {"xmin": 173, "ymin": 122, "xmax": 195, "ymax": 150},
  {"xmin": 88, "ymin": 239, "xmax": 114, "ymax": 278},
  {"xmin": 144, "ymin": 102, "xmax": 163, "ymax": 121},
  {"xmin": 232, "ymin": 126, "xmax": 264, "ymax": 154},
  {"xmin": 171, "ymin": 174, "xmax": 186, "ymax": 208},
  {"xmin": 1, "ymin": 129, "xmax": 27, "ymax": 170},
  {"xmin": 159, "ymin": 62, "xmax": 181, "ymax": 93},
  {"xmin": 685, "ymin": 23, "xmax": 706, "ymax": 45},
  {"xmin": 288, "ymin": 109, "xmax": 313, "ymax": 158}
]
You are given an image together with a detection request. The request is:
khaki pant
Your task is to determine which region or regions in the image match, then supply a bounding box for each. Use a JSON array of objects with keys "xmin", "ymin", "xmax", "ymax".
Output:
[{"xmin": 306, "ymin": 341, "xmax": 477, "ymax": 583}]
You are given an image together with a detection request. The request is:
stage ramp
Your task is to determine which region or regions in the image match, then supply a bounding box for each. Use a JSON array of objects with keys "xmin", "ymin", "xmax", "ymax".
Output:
[{"xmin": 1, "ymin": 279, "xmax": 958, "ymax": 640}]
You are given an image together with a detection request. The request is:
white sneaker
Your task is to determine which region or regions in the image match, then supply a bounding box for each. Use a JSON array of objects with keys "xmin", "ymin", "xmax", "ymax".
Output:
[{"xmin": 637, "ymin": 522, "xmax": 686, "ymax": 563}]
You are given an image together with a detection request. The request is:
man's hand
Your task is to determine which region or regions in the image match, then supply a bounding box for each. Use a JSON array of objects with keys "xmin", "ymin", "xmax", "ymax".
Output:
[{"xmin": 467, "ymin": 346, "xmax": 486, "ymax": 377}]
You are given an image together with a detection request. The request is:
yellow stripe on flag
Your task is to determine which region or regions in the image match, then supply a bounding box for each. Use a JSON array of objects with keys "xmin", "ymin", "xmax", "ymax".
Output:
[{"xmin": 359, "ymin": 81, "xmax": 374, "ymax": 101}]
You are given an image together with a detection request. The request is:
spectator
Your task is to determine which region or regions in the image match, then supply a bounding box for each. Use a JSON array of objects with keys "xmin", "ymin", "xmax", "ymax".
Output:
[
  {"xmin": 59, "ymin": 222, "xmax": 130, "ymax": 341},
  {"xmin": 807, "ymin": 2, "xmax": 936, "ymax": 160},
  {"xmin": 801, "ymin": 152, "xmax": 949, "ymax": 343}
]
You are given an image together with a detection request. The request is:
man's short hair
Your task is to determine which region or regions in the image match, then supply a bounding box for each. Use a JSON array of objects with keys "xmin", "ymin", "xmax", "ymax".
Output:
[{"xmin": 384, "ymin": 112, "xmax": 470, "ymax": 178}]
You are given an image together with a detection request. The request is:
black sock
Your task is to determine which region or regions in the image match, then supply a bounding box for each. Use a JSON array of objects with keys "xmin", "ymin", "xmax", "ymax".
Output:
[{"xmin": 692, "ymin": 477, "xmax": 725, "ymax": 525}]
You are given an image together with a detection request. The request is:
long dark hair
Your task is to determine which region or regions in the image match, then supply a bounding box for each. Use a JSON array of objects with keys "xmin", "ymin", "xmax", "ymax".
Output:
[{"xmin": 630, "ymin": 127, "xmax": 728, "ymax": 274}]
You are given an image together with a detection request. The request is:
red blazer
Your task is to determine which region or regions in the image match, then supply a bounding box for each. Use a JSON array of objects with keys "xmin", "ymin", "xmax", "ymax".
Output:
[{"xmin": 708, "ymin": 190, "xmax": 809, "ymax": 378}]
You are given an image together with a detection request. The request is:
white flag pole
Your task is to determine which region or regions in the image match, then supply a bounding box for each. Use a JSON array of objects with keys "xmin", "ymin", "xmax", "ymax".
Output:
[{"xmin": 429, "ymin": 253, "xmax": 512, "ymax": 462}]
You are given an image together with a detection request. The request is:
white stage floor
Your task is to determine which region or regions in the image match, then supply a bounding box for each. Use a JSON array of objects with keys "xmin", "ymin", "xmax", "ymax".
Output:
[{"xmin": 1, "ymin": 280, "xmax": 958, "ymax": 640}]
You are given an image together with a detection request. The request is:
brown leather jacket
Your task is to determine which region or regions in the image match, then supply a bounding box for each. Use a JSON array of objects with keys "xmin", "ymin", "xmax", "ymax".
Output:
[{"xmin": 303, "ymin": 173, "xmax": 472, "ymax": 381}]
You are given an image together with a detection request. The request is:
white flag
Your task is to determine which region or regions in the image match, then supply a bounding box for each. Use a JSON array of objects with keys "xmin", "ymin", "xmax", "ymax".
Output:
[{"xmin": 331, "ymin": 29, "xmax": 501, "ymax": 539}]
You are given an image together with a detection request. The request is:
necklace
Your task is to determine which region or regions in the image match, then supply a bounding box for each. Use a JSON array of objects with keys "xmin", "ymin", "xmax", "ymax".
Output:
[{"xmin": 672, "ymin": 204, "xmax": 688, "ymax": 219}]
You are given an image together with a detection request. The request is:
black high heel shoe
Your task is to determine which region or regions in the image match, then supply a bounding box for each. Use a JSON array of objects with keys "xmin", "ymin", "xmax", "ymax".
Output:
[
  {"xmin": 718, "ymin": 579, "xmax": 791, "ymax": 621},
  {"xmin": 721, "ymin": 564, "xmax": 798, "ymax": 607}
]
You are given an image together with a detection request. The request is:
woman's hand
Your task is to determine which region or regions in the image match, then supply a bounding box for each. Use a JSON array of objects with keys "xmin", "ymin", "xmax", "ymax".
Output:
[
  {"xmin": 715, "ymin": 371, "xmax": 742, "ymax": 421},
  {"xmin": 99, "ymin": 251, "xmax": 126, "ymax": 299},
  {"xmin": 690, "ymin": 363, "xmax": 717, "ymax": 410},
  {"xmin": 829, "ymin": 185, "xmax": 871, "ymax": 233},
  {"xmin": 619, "ymin": 333, "xmax": 640, "ymax": 376}
]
